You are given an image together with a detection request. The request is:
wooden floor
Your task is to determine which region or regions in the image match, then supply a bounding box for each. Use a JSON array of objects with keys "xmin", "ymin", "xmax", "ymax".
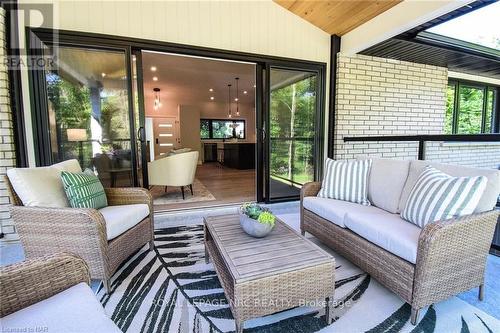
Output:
[{"xmin": 154, "ymin": 162, "xmax": 256, "ymax": 211}]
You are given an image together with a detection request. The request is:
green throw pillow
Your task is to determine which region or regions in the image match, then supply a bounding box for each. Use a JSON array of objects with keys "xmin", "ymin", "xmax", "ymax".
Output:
[{"xmin": 61, "ymin": 170, "xmax": 108, "ymax": 209}]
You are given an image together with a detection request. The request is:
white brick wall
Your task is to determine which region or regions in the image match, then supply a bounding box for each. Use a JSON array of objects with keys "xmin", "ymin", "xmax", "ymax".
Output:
[
  {"xmin": 426, "ymin": 143, "xmax": 500, "ymax": 169},
  {"xmin": 334, "ymin": 53, "xmax": 447, "ymax": 160},
  {"xmin": 333, "ymin": 53, "xmax": 500, "ymax": 170},
  {"xmin": 0, "ymin": 7, "xmax": 18, "ymax": 241}
]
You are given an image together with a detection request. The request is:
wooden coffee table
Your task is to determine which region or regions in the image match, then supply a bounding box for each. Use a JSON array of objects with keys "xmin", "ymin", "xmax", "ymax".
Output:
[{"xmin": 204, "ymin": 214, "xmax": 335, "ymax": 333}]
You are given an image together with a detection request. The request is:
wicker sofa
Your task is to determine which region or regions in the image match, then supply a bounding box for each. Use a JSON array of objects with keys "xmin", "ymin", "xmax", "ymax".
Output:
[
  {"xmin": 0, "ymin": 253, "xmax": 120, "ymax": 332},
  {"xmin": 300, "ymin": 158, "xmax": 500, "ymax": 325},
  {"xmin": 5, "ymin": 159, "xmax": 154, "ymax": 293}
]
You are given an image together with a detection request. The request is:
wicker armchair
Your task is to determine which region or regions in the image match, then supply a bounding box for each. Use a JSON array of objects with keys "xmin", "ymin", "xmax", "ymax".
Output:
[
  {"xmin": 301, "ymin": 181, "xmax": 498, "ymax": 325},
  {"xmin": 5, "ymin": 176, "xmax": 154, "ymax": 293},
  {"xmin": 0, "ymin": 252, "xmax": 90, "ymax": 318}
]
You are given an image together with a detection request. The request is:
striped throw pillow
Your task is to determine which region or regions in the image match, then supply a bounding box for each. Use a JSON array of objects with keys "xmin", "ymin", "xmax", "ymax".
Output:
[
  {"xmin": 61, "ymin": 170, "xmax": 108, "ymax": 209},
  {"xmin": 401, "ymin": 166, "xmax": 487, "ymax": 227},
  {"xmin": 317, "ymin": 158, "xmax": 372, "ymax": 206}
]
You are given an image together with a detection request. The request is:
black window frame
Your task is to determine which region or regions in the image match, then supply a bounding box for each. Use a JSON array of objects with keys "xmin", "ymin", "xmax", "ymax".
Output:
[
  {"xmin": 447, "ymin": 79, "xmax": 500, "ymax": 134},
  {"xmin": 200, "ymin": 118, "xmax": 246, "ymax": 140}
]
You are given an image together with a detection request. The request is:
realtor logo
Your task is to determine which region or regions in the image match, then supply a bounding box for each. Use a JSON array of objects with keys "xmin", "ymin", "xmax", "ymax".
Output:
[{"xmin": 3, "ymin": 1, "xmax": 58, "ymax": 70}]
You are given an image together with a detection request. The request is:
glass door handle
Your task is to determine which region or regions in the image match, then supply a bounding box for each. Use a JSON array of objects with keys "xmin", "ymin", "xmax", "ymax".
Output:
[
  {"xmin": 261, "ymin": 128, "xmax": 266, "ymax": 141},
  {"xmin": 137, "ymin": 127, "xmax": 146, "ymax": 143}
]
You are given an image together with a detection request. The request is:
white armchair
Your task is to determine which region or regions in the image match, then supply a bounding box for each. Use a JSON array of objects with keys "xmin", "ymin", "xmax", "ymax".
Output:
[{"xmin": 148, "ymin": 151, "xmax": 199, "ymax": 199}]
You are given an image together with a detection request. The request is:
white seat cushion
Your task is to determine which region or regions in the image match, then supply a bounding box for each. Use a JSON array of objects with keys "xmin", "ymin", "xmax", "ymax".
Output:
[
  {"xmin": 6, "ymin": 159, "xmax": 82, "ymax": 207},
  {"xmin": 0, "ymin": 283, "xmax": 121, "ymax": 333},
  {"xmin": 100, "ymin": 204, "xmax": 149, "ymax": 240},
  {"xmin": 344, "ymin": 209, "xmax": 421, "ymax": 264},
  {"xmin": 303, "ymin": 197, "xmax": 379, "ymax": 228}
]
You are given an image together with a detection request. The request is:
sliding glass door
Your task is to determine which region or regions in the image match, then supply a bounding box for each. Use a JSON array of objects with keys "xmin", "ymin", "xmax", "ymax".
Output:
[
  {"xmin": 44, "ymin": 46, "xmax": 135, "ymax": 187},
  {"xmin": 264, "ymin": 66, "xmax": 323, "ymax": 201},
  {"xmin": 28, "ymin": 30, "xmax": 144, "ymax": 187}
]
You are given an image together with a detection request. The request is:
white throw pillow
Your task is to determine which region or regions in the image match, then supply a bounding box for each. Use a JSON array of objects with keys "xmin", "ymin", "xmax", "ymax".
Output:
[
  {"xmin": 317, "ymin": 158, "xmax": 372, "ymax": 206},
  {"xmin": 7, "ymin": 159, "xmax": 82, "ymax": 207},
  {"xmin": 401, "ymin": 166, "xmax": 487, "ymax": 228}
]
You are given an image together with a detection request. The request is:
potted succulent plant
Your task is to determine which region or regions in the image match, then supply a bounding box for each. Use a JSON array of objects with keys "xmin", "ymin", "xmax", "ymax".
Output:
[{"xmin": 239, "ymin": 203, "xmax": 276, "ymax": 238}]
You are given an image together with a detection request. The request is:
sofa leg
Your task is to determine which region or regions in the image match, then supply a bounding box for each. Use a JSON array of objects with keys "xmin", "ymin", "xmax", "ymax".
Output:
[
  {"xmin": 189, "ymin": 184, "xmax": 193, "ymax": 195},
  {"xmin": 102, "ymin": 279, "xmax": 111, "ymax": 294},
  {"xmin": 181, "ymin": 186, "xmax": 185, "ymax": 199},
  {"xmin": 479, "ymin": 284, "xmax": 485, "ymax": 301},
  {"xmin": 149, "ymin": 239, "xmax": 155, "ymax": 251},
  {"xmin": 410, "ymin": 308, "xmax": 420, "ymax": 325}
]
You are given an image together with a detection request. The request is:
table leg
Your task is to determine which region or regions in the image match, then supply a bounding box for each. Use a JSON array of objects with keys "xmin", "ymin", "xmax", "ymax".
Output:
[
  {"xmin": 235, "ymin": 320, "xmax": 243, "ymax": 333},
  {"xmin": 204, "ymin": 226, "xmax": 210, "ymax": 264},
  {"xmin": 325, "ymin": 296, "xmax": 334, "ymax": 324},
  {"xmin": 205, "ymin": 245, "xmax": 210, "ymax": 264}
]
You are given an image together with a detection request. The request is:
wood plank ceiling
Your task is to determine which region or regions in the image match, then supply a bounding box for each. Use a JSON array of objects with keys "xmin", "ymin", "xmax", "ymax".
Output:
[{"xmin": 274, "ymin": 0, "xmax": 402, "ymax": 36}]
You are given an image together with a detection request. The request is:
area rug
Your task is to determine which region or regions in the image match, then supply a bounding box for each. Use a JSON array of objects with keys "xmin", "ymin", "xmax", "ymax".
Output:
[
  {"xmin": 98, "ymin": 223, "xmax": 500, "ymax": 333},
  {"xmin": 152, "ymin": 179, "xmax": 216, "ymax": 206}
]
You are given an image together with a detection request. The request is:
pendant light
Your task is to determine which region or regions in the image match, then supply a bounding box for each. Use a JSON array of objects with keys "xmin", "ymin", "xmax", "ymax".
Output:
[
  {"xmin": 235, "ymin": 77, "xmax": 240, "ymax": 116},
  {"xmin": 153, "ymin": 88, "xmax": 161, "ymax": 110},
  {"xmin": 227, "ymin": 84, "xmax": 232, "ymax": 118}
]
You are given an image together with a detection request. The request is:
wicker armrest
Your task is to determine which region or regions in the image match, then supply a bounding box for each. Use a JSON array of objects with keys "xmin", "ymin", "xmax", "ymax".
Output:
[
  {"xmin": 300, "ymin": 182, "xmax": 322, "ymax": 202},
  {"xmin": 11, "ymin": 205, "xmax": 107, "ymax": 240},
  {"xmin": 105, "ymin": 187, "xmax": 152, "ymax": 210},
  {"xmin": 0, "ymin": 252, "xmax": 90, "ymax": 317},
  {"xmin": 412, "ymin": 210, "xmax": 499, "ymax": 309},
  {"xmin": 11, "ymin": 206, "xmax": 109, "ymax": 268}
]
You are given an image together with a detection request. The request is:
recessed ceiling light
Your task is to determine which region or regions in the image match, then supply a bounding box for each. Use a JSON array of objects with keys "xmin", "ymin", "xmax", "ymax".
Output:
[
  {"xmin": 209, "ymin": 88, "xmax": 214, "ymax": 92},
  {"xmin": 234, "ymin": 98, "xmax": 239, "ymax": 102},
  {"xmin": 150, "ymin": 66, "xmax": 157, "ymax": 72},
  {"xmin": 101, "ymin": 72, "xmax": 106, "ymax": 78},
  {"xmin": 210, "ymin": 96, "xmax": 214, "ymax": 100},
  {"xmin": 243, "ymin": 90, "xmax": 247, "ymax": 94},
  {"xmin": 152, "ymin": 76, "xmax": 158, "ymax": 81}
]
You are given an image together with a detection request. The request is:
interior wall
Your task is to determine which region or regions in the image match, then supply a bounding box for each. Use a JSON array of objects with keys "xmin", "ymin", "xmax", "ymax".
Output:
[{"xmin": 179, "ymin": 105, "xmax": 201, "ymax": 162}]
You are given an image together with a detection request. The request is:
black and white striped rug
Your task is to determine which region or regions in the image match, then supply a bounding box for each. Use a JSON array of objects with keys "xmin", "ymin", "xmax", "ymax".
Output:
[{"xmin": 98, "ymin": 223, "xmax": 500, "ymax": 333}]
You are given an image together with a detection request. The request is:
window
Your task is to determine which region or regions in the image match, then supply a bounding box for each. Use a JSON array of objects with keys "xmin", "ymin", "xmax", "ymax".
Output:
[
  {"xmin": 445, "ymin": 80, "xmax": 498, "ymax": 134},
  {"xmin": 200, "ymin": 119, "xmax": 245, "ymax": 139}
]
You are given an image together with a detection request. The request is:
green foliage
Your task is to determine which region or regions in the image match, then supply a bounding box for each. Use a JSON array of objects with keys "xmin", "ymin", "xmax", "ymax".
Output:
[
  {"xmin": 444, "ymin": 85, "xmax": 455, "ymax": 134},
  {"xmin": 257, "ymin": 211, "xmax": 276, "ymax": 226},
  {"xmin": 457, "ymin": 86, "xmax": 483, "ymax": 134},
  {"xmin": 240, "ymin": 203, "xmax": 276, "ymax": 227},
  {"xmin": 46, "ymin": 72, "xmax": 131, "ymax": 168},
  {"xmin": 47, "ymin": 73, "xmax": 92, "ymax": 130},
  {"xmin": 200, "ymin": 120, "xmax": 210, "ymax": 139},
  {"xmin": 269, "ymin": 74, "xmax": 316, "ymax": 186},
  {"xmin": 445, "ymin": 84, "xmax": 495, "ymax": 135},
  {"xmin": 100, "ymin": 93, "xmax": 130, "ymax": 141}
]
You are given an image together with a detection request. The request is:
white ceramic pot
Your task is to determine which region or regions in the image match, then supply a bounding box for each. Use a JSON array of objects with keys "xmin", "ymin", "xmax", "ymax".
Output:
[{"xmin": 239, "ymin": 212, "xmax": 274, "ymax": 238}]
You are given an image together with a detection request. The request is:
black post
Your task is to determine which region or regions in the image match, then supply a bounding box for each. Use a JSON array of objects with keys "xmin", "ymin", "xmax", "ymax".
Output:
[
  {"xmin": 494, "ymin": 87, "xmax": 500, "ymax": 133},
  {"xmin": 328, "ymin": 35, "xmax": 341, "ymax": 159},
  {"xmin": 418, "ymin": 140, "xmax": 426, "ymax": 160}
]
